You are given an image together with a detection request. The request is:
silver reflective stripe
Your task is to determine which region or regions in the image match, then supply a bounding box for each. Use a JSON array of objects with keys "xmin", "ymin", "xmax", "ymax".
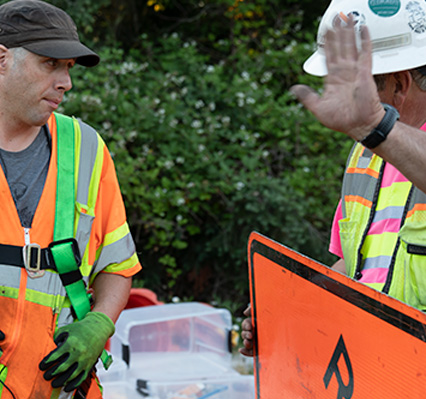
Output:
[
  {"xmin": 0, "ymin": 265, "xmax": 21, "ymax": 289},
  {"xmin": 26, "ymin": 271, "xmax": 65, "ymax": 296},
  {"xmin": 363, "ymin": 255, "xmax": 393, "ymax": 270},
  {"xmin": 408, "ymin": 189, "xmax": 426, "ymax": 212},
  {"xmin": 357, "ymin": 153, "xmax": 373, "ymax": 169},
  {"xmin": 76, "ymin": 119, "xmax": 99, "ymax": 206},
  {"xmin": 58, "ymin": 389, "xmax": 73, "ymax": 399},
  {"xmin": 75, "ymin": 212, "xmax": 94, "ymax": 260},
  {"xmin": 372, "ymin": 206, "xmax": 405, "ymax": 223},
  {"xmin": 343, "ymin": 173, "xmax": 377, "ymax": 200},
  {"xmin": 93, "ymin": 232, "xmax": 136, "ymax": 274},
  {"xmin": 57, "ymin": 307, "xmax": 74, "ymax": 329}
]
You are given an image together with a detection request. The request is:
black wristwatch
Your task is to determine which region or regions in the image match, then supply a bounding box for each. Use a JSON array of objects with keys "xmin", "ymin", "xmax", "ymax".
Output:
[{"xmin": 360, "ymin": 103, "xmax": 399, "ymax": 149}]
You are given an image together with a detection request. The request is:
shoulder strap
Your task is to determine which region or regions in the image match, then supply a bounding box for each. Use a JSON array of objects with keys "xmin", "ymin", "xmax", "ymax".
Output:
[{"xmin": 50, "ymin": 113, "xmax": 112, "ymax": 369}]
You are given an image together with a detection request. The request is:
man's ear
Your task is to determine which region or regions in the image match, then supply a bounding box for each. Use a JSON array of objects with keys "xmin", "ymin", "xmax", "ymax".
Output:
[
  {"xmin": 392, "ymin": 70, "xmax": 412, "ymax": 108},
  {"xmin": 0, "ymin": 45, "xmax": 8, "ymax": 72}
]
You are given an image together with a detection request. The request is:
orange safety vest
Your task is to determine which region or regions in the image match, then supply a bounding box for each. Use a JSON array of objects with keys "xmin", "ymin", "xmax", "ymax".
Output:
[{"xmin": 0, "ymin": 113, "xmax": 140, "ymax": 399}]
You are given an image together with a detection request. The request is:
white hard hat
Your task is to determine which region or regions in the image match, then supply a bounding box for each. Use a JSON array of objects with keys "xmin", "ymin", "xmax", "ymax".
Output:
[{"xmin": 304, "ymin": 0, "xmax": 426, "ymax": 76}]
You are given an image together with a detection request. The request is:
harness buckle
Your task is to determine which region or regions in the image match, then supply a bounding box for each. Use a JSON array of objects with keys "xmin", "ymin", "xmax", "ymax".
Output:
[{"xmin": 23, "ymin": 243, "xmax": 45, "ymax": 278}]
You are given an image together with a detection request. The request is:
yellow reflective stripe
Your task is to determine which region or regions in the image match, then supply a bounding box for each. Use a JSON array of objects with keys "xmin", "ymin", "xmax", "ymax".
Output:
[
  {"xmin": 376, "ymin": 181, "xmax": 412, "ymax": 210},
  {"xmin": 103, "ymin": 222, "xmax": 130, "ymax": 246},
  {"xmin": 25, "ymin": 289, "xmax": 66, "ymax": 309},
  {"xmin": 0, "ymin": 286, "xmax": 19, "ymax": 300},
  {"xmin": 363, "ymin": 232, "xmax": 399, "ymax": 258},
  {"xmin": 363, "ymin": 282, "xmax": 385, "ymax": 291},
  {"xmin": 86, "ymin": 135, "xmax": 104, "ymax": 211},
  {"xmin": 105, "ymin": 252, "xmax": 139, "ymax": 273},
  {"xmin": 0, "ymin": 365, "xmax": 8, "ymax": 398}
]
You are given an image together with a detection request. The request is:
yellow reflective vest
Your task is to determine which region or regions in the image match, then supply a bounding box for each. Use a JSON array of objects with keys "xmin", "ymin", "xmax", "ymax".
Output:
[{"xmin": 340, "ymin": 143, "xmax": 426, "ymax": 310}]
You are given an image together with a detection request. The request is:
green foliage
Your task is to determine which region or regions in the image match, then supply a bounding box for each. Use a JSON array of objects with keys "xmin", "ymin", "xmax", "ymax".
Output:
[
  {"xmin": 1, "ymin": 0, "xmax": 347, "ymax": 307},
  {"xmin": 59, "ymin": 22, "xmax": 349, "ymax": 306}
]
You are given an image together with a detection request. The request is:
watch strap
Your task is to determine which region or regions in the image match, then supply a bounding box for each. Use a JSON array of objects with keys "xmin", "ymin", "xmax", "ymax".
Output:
[{"xmin": 360, "ymin": 104, "xmax": 400, "ymax": 149}]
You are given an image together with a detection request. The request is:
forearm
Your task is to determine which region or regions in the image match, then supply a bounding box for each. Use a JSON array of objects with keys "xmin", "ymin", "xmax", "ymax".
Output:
[
  {"xmin": 331, "ymin": 258, "xmax": 346, "ymax": 274},
  {"xmin": 91, "ymin": 273, "xmax": 132, "ymax": 323},
  {"xmin": 372, "ymin": 122, "xmax": 426, "ymax": 194}
]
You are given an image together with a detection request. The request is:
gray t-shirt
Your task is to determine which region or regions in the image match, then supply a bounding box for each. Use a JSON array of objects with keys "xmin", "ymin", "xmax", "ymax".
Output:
[{"xmin": 0, "ymin": 126, "xmax": 51, "ymax": 228}]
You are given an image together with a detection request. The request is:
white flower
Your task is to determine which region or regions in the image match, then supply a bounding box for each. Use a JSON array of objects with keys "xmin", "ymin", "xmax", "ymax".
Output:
[
  {"xmin": 176, "ymin": 157, "xmax": 185, "ymax": 164},
  {"xmin": 191, "ymin": 120, "xmax": 202, "ymax": 128},
  {"xmin": 206, "ymin": 65, "xmax": 215, "ymax": 73},
  {"xmin": 241, "ymin": 71, "xmax": 250, "ymax": 81},
  {"xmin": 195, "ymin": 100, "xmax": 205, "ymax": 109},
  {"xmin": 261, "ymin": 71, "xmax": 273, "ymax": 83},
  {"xmin": 221, "ymin": 116, "xmax": 231, "ymax": 124},
  {"xmin": 208, "ymin": 102, "xmax": 216, "ymax": 111},
  {"xmin": 198, "ymin": 144, "xmax": 205, "ymax": 152},
  {"xmin": 262, "ymin": 150, "xmax": 269, "ymax": 158},
  {"xmin": 102, "ymin": 121, "xmax": 112, "ymax": 130},
  {"xmin": 246, "ymin": 97, "xmax": 255, "ymax": 104},
  {"xmin": 176, "ymin": 198, "xmax": 185, "ymax": 206},
  {"xmin": 164, "ymin": 160, "xmax": 174, "ymax": 169},
  {"xmin": 235, "ymin": 181, "xmax": 245, "ymax": 190}
]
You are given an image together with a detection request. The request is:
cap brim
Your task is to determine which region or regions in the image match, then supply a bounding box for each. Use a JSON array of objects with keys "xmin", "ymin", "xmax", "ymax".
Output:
[
  {"xmin": 303, "ymin": 50, "xmax": 327, "ymax": 77},
  {"xmin": 23, "ymin": 39, "xmax": 99, "ymax": 67}
]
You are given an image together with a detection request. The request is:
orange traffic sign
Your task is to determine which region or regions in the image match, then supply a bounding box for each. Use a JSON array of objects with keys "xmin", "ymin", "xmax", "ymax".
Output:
[{"xmin": 248, "ymin": 232, "xmax": 426, "ymax": 399}]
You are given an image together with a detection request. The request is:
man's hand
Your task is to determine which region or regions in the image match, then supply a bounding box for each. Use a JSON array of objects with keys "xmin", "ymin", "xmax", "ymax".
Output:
[
  {"xmin": 39, "ymin": 312, "xmax": 115, "ymax": 392},
  {"xmin": 291, "ymin": 18, "xmax": 384, "ymax": 141},
  {"xmin": 239, "ymin": 304, "xmax": 254, "ymax": 357}
]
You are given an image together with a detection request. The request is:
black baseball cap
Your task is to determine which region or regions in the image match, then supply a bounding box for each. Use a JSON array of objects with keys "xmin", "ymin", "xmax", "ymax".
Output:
[{"xmin": 0, "ymin": 0, "xmax": 99, "ymax": 67}]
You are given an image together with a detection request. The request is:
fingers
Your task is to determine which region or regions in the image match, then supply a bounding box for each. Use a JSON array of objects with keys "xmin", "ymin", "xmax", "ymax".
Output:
[
  {"xmin": 242, "ymin": 304, "xmax": 251, "ymax": 317},
  {"xmin": 290, "ymin": 85, "xmax": 320, "ymax": 114},
  {"xmin": 359, "ymin": 25, "xmax": 373, "ymax": 72}
]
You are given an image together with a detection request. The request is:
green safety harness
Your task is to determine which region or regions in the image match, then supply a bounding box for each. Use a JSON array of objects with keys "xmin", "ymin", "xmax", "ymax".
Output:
[
  {"xmin": 0, "ymin": 114, "xmax": 112, "ymax": 370},
  {"xmin": 48, "ymin": 114, "xmax": 112, "ymax": 370}
]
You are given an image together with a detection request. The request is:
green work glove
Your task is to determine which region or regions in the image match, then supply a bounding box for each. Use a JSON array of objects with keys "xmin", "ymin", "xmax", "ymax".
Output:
[{"xmin": 39, "ymin": 312, "xmax": 115, "ymax": 392}]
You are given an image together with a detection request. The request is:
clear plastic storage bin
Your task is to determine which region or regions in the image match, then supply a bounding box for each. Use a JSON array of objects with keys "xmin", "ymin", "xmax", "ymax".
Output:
[
  {"xmin": 137, "ymin": 373, "xmax": 255, "ymax": 399},
  {"xmin": 110, "ymin": 302, "xmax": 233, "ymax": 381}
]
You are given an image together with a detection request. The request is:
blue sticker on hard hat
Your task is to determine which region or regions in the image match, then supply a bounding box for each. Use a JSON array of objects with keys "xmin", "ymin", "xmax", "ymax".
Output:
[
  {"xmin": 369, "ymin": 0, "xmax": 401, "ymax": 17},
  {"xmin": 406, "ymin": 1, "xmax": 426, "ymax": 33}
]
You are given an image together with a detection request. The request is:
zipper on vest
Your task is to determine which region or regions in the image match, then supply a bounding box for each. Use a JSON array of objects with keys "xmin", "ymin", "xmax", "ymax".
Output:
[
  {"xmin": 354, "ymin": 161, "xmax": 386, "ymax": 280},
  {"xmin": 382, "ymin": 185, "xmax": 414, "ymax": 294},
  {"xmin": 24, "ymin": 227, "xmax": 30, "ymax": 245}
]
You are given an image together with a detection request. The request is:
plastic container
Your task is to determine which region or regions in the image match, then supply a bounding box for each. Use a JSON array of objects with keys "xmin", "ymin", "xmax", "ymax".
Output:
[
  {"xmin": 110, "ymin": 302, "xmax": 233, "ymax": 381},
  {"xmin": 101, "ymin": 381, "xmax": 134, "ymax": 399},
  {"xmin": 136, "ymin": 373, "xmax": 255, "ymax": 399},
  {"xmin": 97, "ymin": 356, "xmax": 127, "ymax": 384}
]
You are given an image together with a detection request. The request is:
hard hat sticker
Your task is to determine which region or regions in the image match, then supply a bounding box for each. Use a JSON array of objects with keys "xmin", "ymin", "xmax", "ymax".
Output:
[
  {"xmin": 369, "ymin": 0, "xmax": 401, "ymax": 17},
  {"xmin": 332, "ymin": 11, "xmax": 366, "ymax": 29},
  {"xmin": 406, "ymin": 1, "xmax": 426, "ymax": 33}
]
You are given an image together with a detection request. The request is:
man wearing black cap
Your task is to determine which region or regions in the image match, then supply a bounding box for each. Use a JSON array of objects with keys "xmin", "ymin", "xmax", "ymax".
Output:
[{"xmin": 0, "ymin": 1, "xmax": 141, "ymax": 398}]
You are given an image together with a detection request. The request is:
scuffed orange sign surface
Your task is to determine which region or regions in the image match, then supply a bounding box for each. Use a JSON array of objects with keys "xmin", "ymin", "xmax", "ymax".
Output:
[{"xmin": 248, "ymin": 232, "xmax": 426, "ymax": 399}]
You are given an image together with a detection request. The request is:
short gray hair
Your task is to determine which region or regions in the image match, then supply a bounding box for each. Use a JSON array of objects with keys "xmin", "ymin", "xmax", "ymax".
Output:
[
  {"xmin": 374, "ymin": 70, "xmax": 426, "ymax": 92},
  {"xmin": 410, "ymin": 68, "xmax": 426, "ymax": 91},
  {"xmin": 8, "ymin": 47, "xmax": 29, "ymax": 67}
]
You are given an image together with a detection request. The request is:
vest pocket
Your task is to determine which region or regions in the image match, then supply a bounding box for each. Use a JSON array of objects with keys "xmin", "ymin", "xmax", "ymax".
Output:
[
  {"xmin": 401, "ymin": 239, "xmax": 426, "ymax": 310},
  {"xmin": 338, "ymin": 218, "xmax": 364, "ymax": 276}
]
